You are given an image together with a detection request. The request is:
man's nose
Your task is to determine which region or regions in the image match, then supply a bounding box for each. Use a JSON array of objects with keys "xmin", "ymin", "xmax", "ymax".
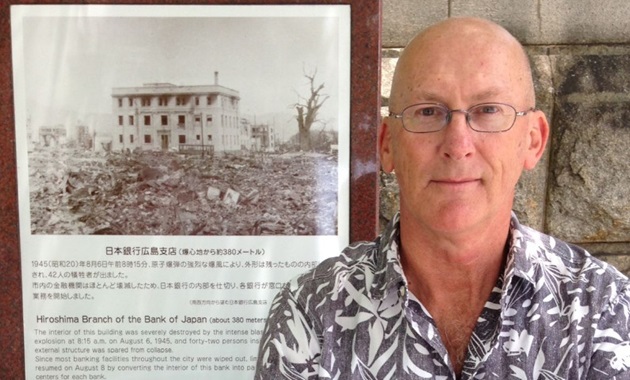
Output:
[{"xmin": 440, "ymin": 111, "xmax": 475, "ymax": 160}]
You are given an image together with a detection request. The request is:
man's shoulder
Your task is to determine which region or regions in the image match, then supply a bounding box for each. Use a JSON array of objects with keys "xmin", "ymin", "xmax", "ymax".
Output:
[
  {"xmin": 521, "ymin": 223, "xmax": 618, "ymax": 265},
  {"xmin": 514, "ymin": 221, "xmax": 629, "ymax": 296}
]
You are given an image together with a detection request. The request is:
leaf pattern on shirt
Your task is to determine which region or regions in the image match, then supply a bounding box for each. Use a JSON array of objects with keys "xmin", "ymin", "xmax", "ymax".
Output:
[{"xmin": 255, "ymin": 213, "xmax": 630, "ymax": 379}]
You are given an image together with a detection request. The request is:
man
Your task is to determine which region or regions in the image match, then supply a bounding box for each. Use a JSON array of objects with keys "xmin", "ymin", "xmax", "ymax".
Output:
[{"xmin": 255, "ymin": 17, "xmax": 630, "ymax": 379}]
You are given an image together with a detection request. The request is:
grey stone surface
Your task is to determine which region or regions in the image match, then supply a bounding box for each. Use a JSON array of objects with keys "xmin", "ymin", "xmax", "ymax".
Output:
[
  {"xmin": 513, "ymin": 162, "xmax": 547, "ymax": 230},
  {"xmin": 539, "ymin": 0, "xmax": 630, "ymax": 44},
  {"xmin": 378, "ymin": 51, "xmax": 401, "ymax": 231},
  {"xmin": 546, "ymin": 53, "xmax": 630, "ymax": 243},
  {"xmin": 383, "ymin": 1, "xmax": 630, "ymax": 47},
  {"xmin": 379, "ymin": 171, "xmax": 399, "ymax": 231},
  {"xmin": 450, "ymin": 0, "xmax": 543, "ymax": 43},
  {"xmin": 382, "ymin": 0, "xmax": 448, "ymax": 48},
  {"xmin": 380, "ymin": 50, "xmax": 400, "ymax": 108}
]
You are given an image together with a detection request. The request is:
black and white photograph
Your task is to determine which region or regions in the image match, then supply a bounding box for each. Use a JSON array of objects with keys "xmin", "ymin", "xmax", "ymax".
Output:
[{"xmin": 15, "ymin": 5, "xmax": 349, "ymax": 236}]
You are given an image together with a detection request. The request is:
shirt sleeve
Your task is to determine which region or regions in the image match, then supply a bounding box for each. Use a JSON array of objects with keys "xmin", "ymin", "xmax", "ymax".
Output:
[
  {"xmin": 588, "ymin": 282, "xmax": 630, "ymax": 379},
  {"xmin": 254, "ymin": 283, "xmax": 323, "ymax": 380}
]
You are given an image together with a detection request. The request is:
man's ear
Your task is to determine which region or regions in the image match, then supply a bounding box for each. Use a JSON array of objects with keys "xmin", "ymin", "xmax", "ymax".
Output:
[
  {"xmin": 523, "ymin": 111, "xmax": 550, "ymax": 170},
  {"xmin": 379, "ymin": 118, "xmax": 396, "ymax": 173}
]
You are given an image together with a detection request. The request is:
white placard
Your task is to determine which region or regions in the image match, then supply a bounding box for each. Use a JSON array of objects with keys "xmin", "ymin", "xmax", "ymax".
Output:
[{"xmin": 12, "ymin": 5, "xmax": 350, "ymax": 379}]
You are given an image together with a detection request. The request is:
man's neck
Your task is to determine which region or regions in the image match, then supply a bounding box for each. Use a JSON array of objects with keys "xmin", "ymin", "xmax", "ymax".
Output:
[
  {"xmin": 397, "ymin": 210, "xmax": 511, "ymax": 301},
  {"xmin": 397, "ymin": 211, "xmax": 511, "ymax": 375}
]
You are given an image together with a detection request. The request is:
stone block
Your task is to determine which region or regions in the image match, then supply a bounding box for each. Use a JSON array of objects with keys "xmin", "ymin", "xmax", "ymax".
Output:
[
  {"xmin": 450, "ymin": 0, "xmax": 542, "ymax": 43},
  {"xmin": 379, "ymin": 170, "xmax": 399, "ymax": 231},
  {"xmin": 384, "ymin": 0, "xmax": 630, "ymax": 46},
  {"xmin": 514, "ymin": 166, "xmax": 547, "ymax": 231},
  {"xmin": 539, "ymin": 0, "xmax": 630, "ymax": 44},
  {"xmin": 382, "ymin": 0, "xmax": 448, "ymax": 48},
  {"xmin": 546, "ymin": 53, "xmax": 630, "ymax": 243},
  {"xmin": 450, "ymin": 0, "xmax": 630, "ymax": 44},
  {"xmin": 381, "ymin": 49, "xmax": 401, "ymax": 107}
]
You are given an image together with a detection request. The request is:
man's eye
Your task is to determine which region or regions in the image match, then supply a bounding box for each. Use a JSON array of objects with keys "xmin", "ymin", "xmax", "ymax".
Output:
[
  {"xmin": 417, "ymin": 107, "xmax": 438, "ymax": 117},
  {"xmin": 480, "ymin": 105, "xmax": 500, "ymax": 114}
]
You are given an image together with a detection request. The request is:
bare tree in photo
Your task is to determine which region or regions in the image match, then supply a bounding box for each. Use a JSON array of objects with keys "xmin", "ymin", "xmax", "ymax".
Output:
[{"xmin": 295, "ymin": 69, "xmax": 329, "ymax": 151}]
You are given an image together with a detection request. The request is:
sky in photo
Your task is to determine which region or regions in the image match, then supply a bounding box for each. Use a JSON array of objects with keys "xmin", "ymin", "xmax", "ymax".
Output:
[{"xmin": 18, "ymin": 6, "xmax": 345, "ymax": 141}]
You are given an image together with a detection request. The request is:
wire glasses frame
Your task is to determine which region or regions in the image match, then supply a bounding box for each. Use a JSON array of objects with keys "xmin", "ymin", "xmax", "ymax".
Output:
[{"xmin": 388, "ymin": 102, "xmax": 536, "ymax": 133}]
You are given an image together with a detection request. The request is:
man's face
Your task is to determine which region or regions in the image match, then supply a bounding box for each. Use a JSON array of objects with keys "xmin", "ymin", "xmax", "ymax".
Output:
[{"xmin": 380, "ymin": 25, "xmax": 547, "ymax": 236}]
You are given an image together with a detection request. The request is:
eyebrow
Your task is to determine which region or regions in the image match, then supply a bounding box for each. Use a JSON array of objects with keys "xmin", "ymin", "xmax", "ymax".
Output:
[
  {"xmin": 470, "ymin": 88, "xmax": 504, "ymax": 103},
  {"xmin": 414, "ymin": 88, "xmax": 505, "ymax": 105}
]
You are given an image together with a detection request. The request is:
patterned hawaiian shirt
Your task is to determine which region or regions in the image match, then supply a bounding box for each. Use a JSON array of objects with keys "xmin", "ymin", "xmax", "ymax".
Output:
[{"xmin": 255, "ymin": 213, "xmax": 630, "ymax": 379}]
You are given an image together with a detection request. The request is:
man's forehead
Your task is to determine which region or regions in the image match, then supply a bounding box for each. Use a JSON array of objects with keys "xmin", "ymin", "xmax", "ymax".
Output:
[
  {"xmin": 391, "ymin": 22, "xmax": 532, "ymax": 107},
  {"xmin": 408, "ymin": 87, "xmax": 510, "ymax": 104},
  {"xmin": 399, "ymin": 18, "xmax": 524, "ymax": 73},
  {"xmin": 392, "ymin": 54, "xmax": 523, "ymax": 105}
]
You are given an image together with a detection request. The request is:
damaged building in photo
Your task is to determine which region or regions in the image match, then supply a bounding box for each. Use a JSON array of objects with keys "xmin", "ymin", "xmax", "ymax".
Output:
[
  {"xmin": 28, "ymin": 72, "xmax": 337, "ymax": 236},
  {"xmin": 111, "ymin": 72, "xmax": 275, "ymax": 155}
]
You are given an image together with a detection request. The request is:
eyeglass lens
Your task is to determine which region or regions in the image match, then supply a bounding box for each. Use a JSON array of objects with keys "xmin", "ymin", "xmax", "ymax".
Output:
[{"xmin": 402, "ymin": 103, "xmax": 516, "ymax": 133}]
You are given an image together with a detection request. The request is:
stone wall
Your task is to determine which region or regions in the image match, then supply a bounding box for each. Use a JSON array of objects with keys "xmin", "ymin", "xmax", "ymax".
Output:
[{"xmin": 379, "ymin": 0, "xmax": 630, "ymax": 276}]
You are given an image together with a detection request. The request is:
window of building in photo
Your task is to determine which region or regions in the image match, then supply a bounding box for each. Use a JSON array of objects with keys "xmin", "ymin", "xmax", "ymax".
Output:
[
  {"xmin": 161, "ymin": 115, "xmax": 168, "ymax": 126},
  {"xmin": 119, "ymin": 135, "xmax": 123, "ymax": 143},
  {"xmin": 179, "ymin": 135, "xmax": 186, "ymax": 144},
  {"xmin": 129, "ymin": 115, "xmax": 134, "ymax": 126},
  {"xmin": 118, "ymin": 115, "xmax": 123, "ymax": 126},
  {"xmin": 142, "ymin": 97, "xmax": 151, "ymax": 107},
  {"xmin": 118, "ymin": 98, "xmax": 123, "ymax": 107},
  {"xmin": 195, "ymin": 97, "xmax": 199, "ymax": 106},
  {"xmin": 128, "ymin": 98, "xmax": 133, "ymax": 107},
  {"xmin": 196, "ymin": 135, "xmax": 200, "ymax": 141},
  {"xmin": 144, "ymin": 135, "xmax": 151, "ymax": 144},
  {"xmin": 130, "ymin": 135, "xmax": 134, "ymax": 143},
  {"xmin": 178, "ymin": 115, "xmax": 185, "ymax": 127},
  {"xmin": 159, "ymin": 97, "xmax": 168, "ymax": 106},
  {"xmin": 207, "ymin": 135, "xmax": 212, "ymax": 141},
  {"xmin": 207, "ymin": 115, "xmax": 213, "ymax": 124},
  {"xmin": 144, "ymin": 115, "xmax": 151, "ymax": 126}
]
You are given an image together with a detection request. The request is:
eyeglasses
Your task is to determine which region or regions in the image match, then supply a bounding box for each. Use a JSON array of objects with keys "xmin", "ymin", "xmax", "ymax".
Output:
[{"xmin": 388, "ymin": 102, "xmax": 535, "ymax": 133}]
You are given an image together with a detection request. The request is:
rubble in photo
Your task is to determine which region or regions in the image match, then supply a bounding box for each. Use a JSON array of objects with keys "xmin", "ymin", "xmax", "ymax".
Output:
[{"xmin": 28, "ymin": 148, "xmax": 338, "ymax": 236}]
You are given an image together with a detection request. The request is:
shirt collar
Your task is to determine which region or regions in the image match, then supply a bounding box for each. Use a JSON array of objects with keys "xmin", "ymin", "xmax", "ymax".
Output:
[
  {"xmin": 370, "ymin": 212, "xmax": 538, "ymax": 300},
  {"xmin": 370, "ymin": 212, "xmax": 406, "ymax": 300},
  {"xmin": 505, "ymin": 212, "xmax": 540, "ymax": 286}
]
